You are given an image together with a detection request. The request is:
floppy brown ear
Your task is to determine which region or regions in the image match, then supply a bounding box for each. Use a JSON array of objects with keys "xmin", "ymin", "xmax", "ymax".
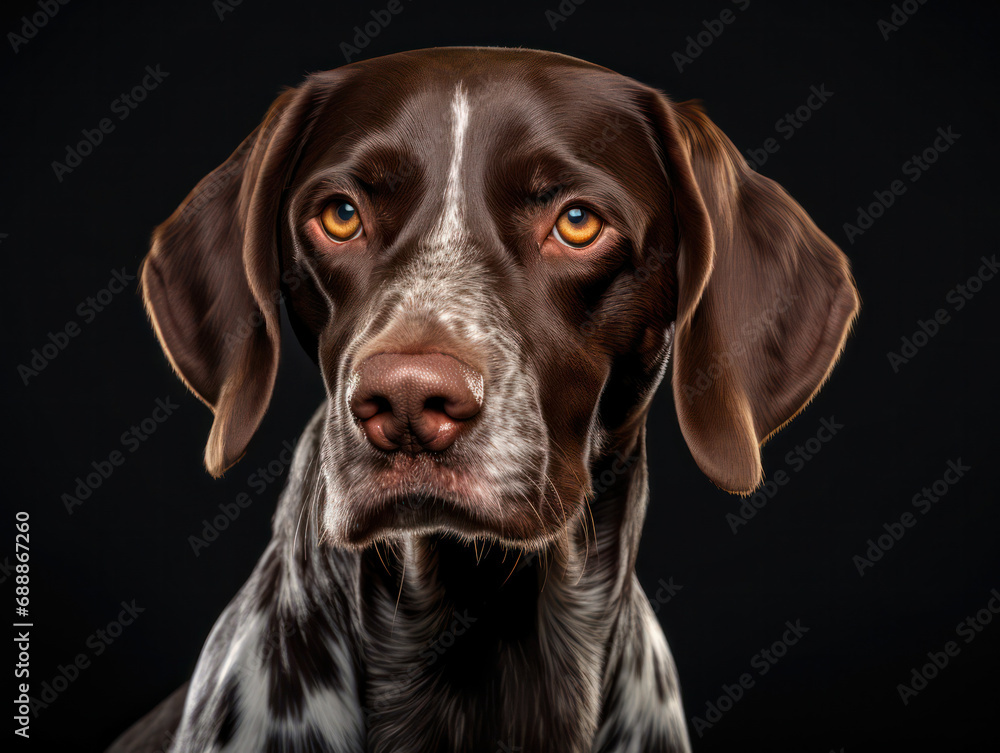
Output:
[
  {"xmin": 141, "ymin": 84, "xmax": 317, "ymax": 477},
  {"xmin": 649, "ymin": 95, "xmax": 859, "ymax": 493}
]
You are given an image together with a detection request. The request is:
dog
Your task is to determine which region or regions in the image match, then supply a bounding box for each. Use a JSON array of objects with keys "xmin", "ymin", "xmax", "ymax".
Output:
[{"xmin": 107, "ymin": 47, "xmax": 858, "ymax": 753}]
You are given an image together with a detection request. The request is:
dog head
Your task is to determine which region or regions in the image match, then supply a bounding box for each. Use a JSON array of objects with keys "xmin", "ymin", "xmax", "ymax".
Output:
[{"xmin": 142, "ymin": 48, "xmax": 858, "ymax": 550}]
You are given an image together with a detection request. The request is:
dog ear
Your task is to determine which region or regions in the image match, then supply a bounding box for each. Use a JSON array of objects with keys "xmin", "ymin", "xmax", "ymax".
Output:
[
  {"xmin": 649, "ymin": 95, "xmax": 859, "ymax": 493},
  {"xmin": 141, "ymin": 84, "xmax": 317, "ymax": 477}
]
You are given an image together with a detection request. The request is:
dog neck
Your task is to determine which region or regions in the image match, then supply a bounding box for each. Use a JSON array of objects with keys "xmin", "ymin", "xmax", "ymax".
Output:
[{"xmin": 351, "ymin": 430, "xmax": 651, "ymax": 753}]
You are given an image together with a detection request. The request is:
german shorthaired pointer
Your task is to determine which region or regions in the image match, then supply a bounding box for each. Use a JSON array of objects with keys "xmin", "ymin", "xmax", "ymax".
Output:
[{"xmin": 108, "ymin": 47, "xmax": 858, "ymax": 753}]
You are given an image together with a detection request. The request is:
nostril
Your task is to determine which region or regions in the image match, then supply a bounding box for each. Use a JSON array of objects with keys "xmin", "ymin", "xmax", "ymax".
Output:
[
  {"xmin": 442, "ymin": 391, "xmax": 481, "ymax": 421},
  {"xmin": 424, "ymin": 396, "xmax": 447, "ymax": 415},
  {"xmin": 350, "ymin": 394, "xmax": 391, "ymax": 422},
  {"xmin": 371, "ymin": 395, "xmax": 393, "ymax": 417}
]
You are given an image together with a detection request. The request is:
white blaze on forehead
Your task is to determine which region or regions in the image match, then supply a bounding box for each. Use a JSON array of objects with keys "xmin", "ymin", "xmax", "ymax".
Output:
[
  {"xmin": 430, "ymin": 83, "xmax": 471, "ymax": 249},
  {"xmin": 375, "ymin": 81, "xmax": 482, "ymax": 338}
]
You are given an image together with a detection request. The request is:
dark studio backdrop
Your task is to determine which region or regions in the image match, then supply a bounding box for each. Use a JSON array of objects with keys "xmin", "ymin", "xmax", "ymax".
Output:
[{"xmin": 2, "ymin": 0, "xmax": 997, "ymax": 750}]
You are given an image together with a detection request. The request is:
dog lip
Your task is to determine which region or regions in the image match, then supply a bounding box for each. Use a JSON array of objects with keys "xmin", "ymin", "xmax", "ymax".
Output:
[
  {"xmin": 339, "ymin": 454, "xmax": 547, "ymax": 546},
  {"xmin": 368, "ymin": 451, "xmax": 476, "ymax": 492},
  {"xmin": 344, "ymin": 492, "xmax": 535, "ymax": 548}
]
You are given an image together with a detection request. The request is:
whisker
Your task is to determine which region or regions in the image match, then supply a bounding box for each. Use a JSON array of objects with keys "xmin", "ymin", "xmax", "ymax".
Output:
[
  {"xmin": 391, "ymin": 546, "xmax": 406, "ymax": 636},
  {"xmin": 522, "ymin": 476, "xmax": 547, "ymax": 529},
  {"xmin": 502, "ymin": 548, "xmax": 522, "ymax": 585},
  {"xmin": 292, "ymin": 447, "xmax": 322, "ymax": 567},
  {"xmin": 575, "ymin": 513, "xmax": 590, "ymax": 586},
  {"xmin": 584, "ymin": 494, "xmax": 600, "ymax": 567},
  {"xmin": 373, "ymin": 541, "xmax": 390, "ymax": 574},
  {"xmin": 545, "ymin": 473, "xmax": 567, "ymax": 530}
]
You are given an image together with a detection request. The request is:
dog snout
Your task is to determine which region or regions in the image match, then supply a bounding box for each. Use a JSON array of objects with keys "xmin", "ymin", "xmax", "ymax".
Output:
[{"xmin": 349, "ymin": 353, "xmax": 484, "ymax": 453}]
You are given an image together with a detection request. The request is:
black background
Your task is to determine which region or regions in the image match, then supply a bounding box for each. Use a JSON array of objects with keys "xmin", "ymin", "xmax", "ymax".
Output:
[{"xmin": 2, "ymin": 0, "xmax": 998, "ymax": 750}]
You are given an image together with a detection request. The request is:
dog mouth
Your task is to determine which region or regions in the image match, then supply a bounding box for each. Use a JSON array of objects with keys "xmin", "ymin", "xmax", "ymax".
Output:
[
  {"xmin": 368, "ymin": 452, "xmax": 482, "ymax": 495},
  {"xmin": 339, "ymin": 453, "xmax": 555, "ymax": 548}
]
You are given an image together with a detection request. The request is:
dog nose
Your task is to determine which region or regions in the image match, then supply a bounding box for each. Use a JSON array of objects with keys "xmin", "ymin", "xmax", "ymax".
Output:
[{"xmin": 350, "ymin": 353, "xmax": 484, "ymax": 453}]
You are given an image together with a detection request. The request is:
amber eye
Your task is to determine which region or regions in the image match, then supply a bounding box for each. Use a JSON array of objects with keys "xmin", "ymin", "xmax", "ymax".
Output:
[
  {"xmin": 320, "ymin": 200, "xmax": 362, "ymax": 242},
  {"xmin": 552, "ymin": 207, "xmax": 602, "ymax": 248}
]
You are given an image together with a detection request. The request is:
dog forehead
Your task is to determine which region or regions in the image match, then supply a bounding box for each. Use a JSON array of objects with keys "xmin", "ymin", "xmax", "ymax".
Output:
[
  {"xmin": 340, "ymin": 46, "xmax": 613, "ymax": 92},
  {"xmin": 313, "ymin": 48, "xmax": 646, "ymax": 155}
]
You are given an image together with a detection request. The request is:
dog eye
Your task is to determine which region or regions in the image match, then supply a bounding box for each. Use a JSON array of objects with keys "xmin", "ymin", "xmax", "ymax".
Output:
[
  {"xmin": 552, "ymin": 207, "xmax": 602, "ymax": 248},
  {"xmin": 320, "ymin": 200, "xmax": 362, "ymax": 242}
]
